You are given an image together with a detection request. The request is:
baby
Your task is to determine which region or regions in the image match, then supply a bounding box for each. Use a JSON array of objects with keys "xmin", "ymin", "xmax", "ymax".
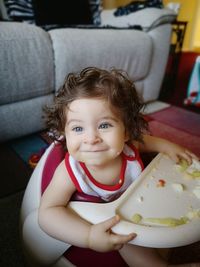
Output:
[{"xmin": 39, "ymin": 67, "xmax": 199, "ymax": 267}]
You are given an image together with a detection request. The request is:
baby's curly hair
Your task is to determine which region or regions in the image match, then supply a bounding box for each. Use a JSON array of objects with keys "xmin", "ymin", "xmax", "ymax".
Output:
[{"xmin": 43, "ymin": 67, "xmax": 148, "ymax": 143}]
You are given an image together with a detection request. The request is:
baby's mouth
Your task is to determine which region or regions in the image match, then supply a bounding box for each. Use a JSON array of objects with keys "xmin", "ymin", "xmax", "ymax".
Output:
[{"xmin": 83, "ymin": 149, "xmax": 107, "ymax": 153}]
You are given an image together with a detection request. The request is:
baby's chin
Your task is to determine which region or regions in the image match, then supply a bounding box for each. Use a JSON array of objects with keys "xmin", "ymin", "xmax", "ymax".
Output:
[
  {"xmin": 78, "ymin": 154, "xmax": 106, "ymax": 164},
  {"xmin": 77, "ymin": 151, "xmax": 121, "ymax": 166}
]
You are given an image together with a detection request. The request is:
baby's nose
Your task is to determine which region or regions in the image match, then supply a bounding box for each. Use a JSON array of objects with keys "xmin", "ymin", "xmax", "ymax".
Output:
[{"xmin": 84, "ymin": 130, "xmax": 101, "ymax": 144}]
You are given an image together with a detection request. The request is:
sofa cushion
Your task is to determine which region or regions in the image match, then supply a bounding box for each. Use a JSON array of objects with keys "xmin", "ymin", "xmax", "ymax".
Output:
[
  {"xmin": 3, "ymin": 0, "xmax": 102, "ymax": 26},
  {"xmin": 49, "ymin": 28, "xmax": 153, "ymax": 98},
  {"xmin": 4, "ymin": 0, "xmax": 35, "ymax": 23},
  {"xmin": 0, "ymin": 22, "xmax": 54, "ymax": 105}
]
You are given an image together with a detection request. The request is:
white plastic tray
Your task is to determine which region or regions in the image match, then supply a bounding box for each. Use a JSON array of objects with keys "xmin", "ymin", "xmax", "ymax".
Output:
[{"xmin": 69, "ymin": 153, "xmax": 200, "ymax": 248}]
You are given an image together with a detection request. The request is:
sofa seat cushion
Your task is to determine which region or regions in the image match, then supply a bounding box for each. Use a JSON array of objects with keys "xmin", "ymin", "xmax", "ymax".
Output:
[
  {"xmin": 49, "ymin": 28, "xmax": 153, "ymax": 97},
  {"xmin": 0, "ymin": 22, "xmax": 54, "ymax": 105}
]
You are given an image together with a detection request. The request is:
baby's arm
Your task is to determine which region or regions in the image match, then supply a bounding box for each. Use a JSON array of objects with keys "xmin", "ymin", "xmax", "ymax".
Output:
[
  {"xmin": 38, "ymin": 160, "xmax": 135, "ymax": 252},
  {"xmin": 139, "ymin": 134, "xmax": 198, "ymax": 164}
]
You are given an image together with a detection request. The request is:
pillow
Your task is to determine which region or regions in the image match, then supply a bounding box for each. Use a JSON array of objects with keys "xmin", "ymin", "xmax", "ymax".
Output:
[
  {"xmin": 0, "ymin": 0, "xmax": 9, "ymax": 20},
  {"xmin": 4, "ymin": 0, "xmax": 102, "ymax": 26},
  {"xmin": 114, "ymin": 0, "xmax": 163, "ymax": 17},
  {"xmin": 4, "ymin": 0, "xmax": 35, "ymax": 23},
  {"xmin": 89, "ymin": 0, "xmax": 102, "ymax": 25}
]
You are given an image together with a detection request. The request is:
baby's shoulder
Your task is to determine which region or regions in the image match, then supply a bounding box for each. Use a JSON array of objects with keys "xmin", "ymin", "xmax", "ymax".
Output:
[
  {"xmin": 54, "ymin": 159, "xmax": 69, "ymax": 178},
  {"xmin": 51, "ymin": 159, "xmax": 76, "ymax": 191}
]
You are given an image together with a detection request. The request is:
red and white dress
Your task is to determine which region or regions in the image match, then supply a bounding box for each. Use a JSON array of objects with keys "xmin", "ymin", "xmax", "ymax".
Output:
[{"xmin": 65, "ymin": 144, "xmax": 144, "ymax": 202}]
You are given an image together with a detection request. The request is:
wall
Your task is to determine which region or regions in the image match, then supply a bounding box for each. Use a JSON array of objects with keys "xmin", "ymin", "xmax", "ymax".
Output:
[
  {"xmin": 103, "ymin": 0, "xmax": 200, "ymax": 51},
  {"xmin": 163, "ymin": 0, "xmax": 200, "ymax": 51},
  {"xmin": 190, "ymin": 1, "xmax": 200, "ymax": 52},
  {"xmin": 103, "ymin": 0, "xmax": 130, "ymax": 9}
]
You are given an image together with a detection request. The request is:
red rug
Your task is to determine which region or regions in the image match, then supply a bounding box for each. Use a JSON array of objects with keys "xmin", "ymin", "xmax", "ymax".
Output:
[{"xmin": 146, "ymin": 106, "xmax": 200, "ymax": 157}]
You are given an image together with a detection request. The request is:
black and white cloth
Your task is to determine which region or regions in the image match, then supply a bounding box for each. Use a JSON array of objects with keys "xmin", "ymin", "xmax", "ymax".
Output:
[
  {"xmin": 114, "ymin": 0, "xmax": 163, "ymax": 17},
  {"xmin": 4, "ymin": 0, "xmax": 34, "ymax": 23},
  {"xmin": 4, "ymin": 0, "xmax": 102, "ymax": 26}
]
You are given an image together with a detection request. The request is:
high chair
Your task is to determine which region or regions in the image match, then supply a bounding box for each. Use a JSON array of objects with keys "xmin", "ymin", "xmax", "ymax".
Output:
[{"xmin": 20, "ymin": 141, "xmax": 128, "ymax": 267}]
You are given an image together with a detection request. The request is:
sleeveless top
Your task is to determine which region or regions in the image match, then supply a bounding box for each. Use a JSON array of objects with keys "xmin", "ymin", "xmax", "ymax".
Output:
[{"xmin": 65, "ymin": 144, "xmax": 144, "ymax": 202}]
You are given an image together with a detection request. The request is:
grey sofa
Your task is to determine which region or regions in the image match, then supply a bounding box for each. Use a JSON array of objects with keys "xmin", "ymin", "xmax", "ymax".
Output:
[{"xmin": 0, "ymin": 7, "xmax": 176, "ymax": 142}]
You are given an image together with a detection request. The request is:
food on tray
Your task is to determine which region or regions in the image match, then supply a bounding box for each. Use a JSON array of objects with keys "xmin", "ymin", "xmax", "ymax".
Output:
[
  {"xmin": 143, "ymin": 217, "xmax": 189, "ymax": 227},
  {"xmin": 189, "ymin": 171, "xmax": 200, "ymax": 178},
  {"xmin": 172, "ymin": 183, "xmax": 185, "ymax": 192},
  {"xmin": 175, "ymin": 159, "xmax": 189, "ymax": 172},
  {"xmin": 186, "ymin": 159, "xmax": 200, "ymax": 178},
  {"xmin": 176, "ymin": 158, "xmax": 200, "ymax": 179},
  {"xmin": 156, "ymin": 179, "xmax": 166, "ymax": 187},
  {"xmin": 137, "ymin": 196, "xmax": 144, "ymax": 202},
  {"xmin": 187, "ymin": 209, "xmax": 200, "ymax": 219},
  {"xmin": 193, "ymin": 186, "xmax": 200, "ymax": 199},
  {"xmin": 131, "ymin": 213, "xmax": 143, "ymax": 223},
  {"xmin": 128, "ymin": 155, "xmax": 200, "ymax": 230},
  {"xmin": 131, "ymin": 213, "xmax": 189, "ymax": 227}
]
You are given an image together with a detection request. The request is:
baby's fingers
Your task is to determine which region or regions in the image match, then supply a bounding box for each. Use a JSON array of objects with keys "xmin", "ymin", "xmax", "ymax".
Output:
[
  {"xmin": 179, "ymin": 150, "xmax": 199, "ymax": 164},
  {"xmin": 101, "ymin": 215, "xmax": 121, "ymax": 231},
  {"xmin": 185, "ymin": 150, "xmax": 199, "ymax": 161},
  {"xmin": 111, "ymin": 232, "xmax": 136, "ymax": 248}
]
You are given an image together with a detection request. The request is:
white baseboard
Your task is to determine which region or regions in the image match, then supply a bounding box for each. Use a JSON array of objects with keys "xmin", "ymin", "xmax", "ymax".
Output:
[{"xmin": 143, "ymin": 101, "xmax": 171, "ymax": 115}]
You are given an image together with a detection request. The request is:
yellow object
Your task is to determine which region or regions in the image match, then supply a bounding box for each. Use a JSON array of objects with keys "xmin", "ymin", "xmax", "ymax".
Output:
[
  {"xmin": 176, "ymin": 158, "xmax": 200, "ymax": 178},
  {"xmin": 144, "ymin": 217, "xmax": 189, "ymax": 227},
  {"xmin": 163, "ymin": 0, "xmax": 200, "ymax": 51},
  {"xmin": 131, "ymin": 213, "xmax": 143, "ymax": 224},
  {"xmin": 175, "ymin": 159, "xmax": 189, "ymax": 172},
  {"xmin": 186, "ymin": 159, "xmax": 200, "ymax": 178},
  {"xmin": 188, "ymin": 171, "xmax": 200, "ymax": 178},
  {"xmin": 131, "ymin": 213, "xmax": 189, "ymax": 227}
]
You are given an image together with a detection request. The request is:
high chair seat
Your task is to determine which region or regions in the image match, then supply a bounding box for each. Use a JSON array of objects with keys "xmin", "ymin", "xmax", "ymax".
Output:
[{"xmin": 20, "ymin": 141, "xmax": 128, "ymax": 266}]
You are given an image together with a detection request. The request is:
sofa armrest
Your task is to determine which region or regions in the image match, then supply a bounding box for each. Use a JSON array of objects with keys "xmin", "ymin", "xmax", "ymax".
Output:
[{"xmin": 143, "ymin": 23, "xmax": 172, "ymax": 101}]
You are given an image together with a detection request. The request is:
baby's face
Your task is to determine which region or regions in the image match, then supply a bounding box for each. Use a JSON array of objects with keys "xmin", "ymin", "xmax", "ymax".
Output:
[{"xmin": 64, "ymin": 98, "xmax": 128, "ymax": 168}]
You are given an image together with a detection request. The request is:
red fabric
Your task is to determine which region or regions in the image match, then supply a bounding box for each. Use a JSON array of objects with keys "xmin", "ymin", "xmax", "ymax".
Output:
[
  {"xmin": 41, "ymin": 143, "xmax": 65, "ymax": 194},
  {"xmin": 79, "ymin": 158, "xmax": 127, "ymax": 191},
  {"xmin": 147, "ymin": 106, "xmax": 200, "ymax": 137},
  {"xmin": 64, "ymin": 247, "xmax": 128, "ymax": 267},
  {"xmin": 65, "ymin": 152, "xmax": 83, "ymax": 192},
  {"xmin": 149, "ymin": 120, "xmax": 200, "ymax": 157}
]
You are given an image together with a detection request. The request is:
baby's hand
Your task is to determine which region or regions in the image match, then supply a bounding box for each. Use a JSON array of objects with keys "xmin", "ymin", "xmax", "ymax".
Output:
[
  {"xmin": 88, "ymin": 215, "xmax": 136, "ymax": 252},
  {"xmin": 166, "ymin": 142, "xmax": 199, "ymax": 165}
]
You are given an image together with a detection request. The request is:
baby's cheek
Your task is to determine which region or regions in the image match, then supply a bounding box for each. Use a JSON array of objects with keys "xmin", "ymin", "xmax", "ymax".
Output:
[{"xmin": 66, "ymin": 141, "xmax": 77, "ymax": 155}]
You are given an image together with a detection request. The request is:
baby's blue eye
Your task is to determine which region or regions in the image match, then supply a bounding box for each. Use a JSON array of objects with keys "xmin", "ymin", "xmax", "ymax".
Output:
[
  {"xmin": 99, "ymin": 123, "xmax": 112, "ymax": 129},
  {"xmin": 72, "ymin": 126, "xmax": 83, "ymax": 132}
]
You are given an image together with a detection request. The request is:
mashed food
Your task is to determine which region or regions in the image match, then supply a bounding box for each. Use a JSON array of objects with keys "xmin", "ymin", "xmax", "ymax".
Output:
[
  {"xmin": 131, "ymin": 214, "xmax": 191, "ymax": 227},
  {"xmin": 176, "ymin": 159, "xmax": 200, "ymax": 179}
]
